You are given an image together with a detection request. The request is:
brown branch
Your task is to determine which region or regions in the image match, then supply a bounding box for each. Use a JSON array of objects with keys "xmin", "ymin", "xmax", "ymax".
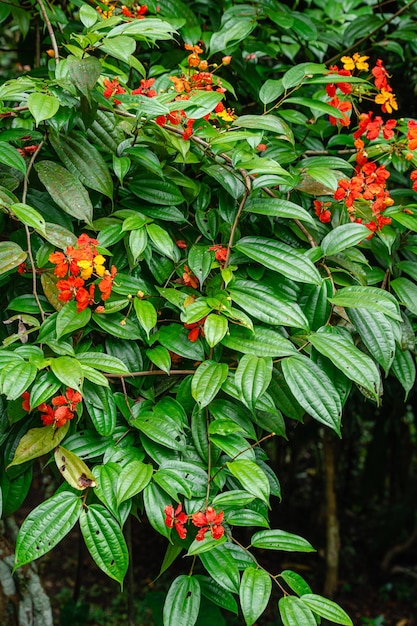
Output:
[
  {"xmin": 326, "ymin": 0, "xmax": 417, "ymax": 66},
  {"xmin": 37, "ymin": 0, "xmax": 59, "ymax": 64},
  {"xmin": 104, "ymin": 369, "xmax": 196, "ymax": 378}
]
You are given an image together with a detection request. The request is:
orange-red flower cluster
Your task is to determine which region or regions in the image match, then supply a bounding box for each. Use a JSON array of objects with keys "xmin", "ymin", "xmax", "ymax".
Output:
[
  {"xmin": 22, "ymin": 388, "xmax": 82, "ymax": 428},
  {"xmin": 121, "ymin": 3, "xmax": 147, "ymax": 18},
  {"xmin": 103, "ymin": 77, "xmax": 126, "ymax": 104},
  {"xmin": 354, "ymin": 112, "xmax": 396, "ymax": 141},
  {"xmin": 49, "ymin": 234, "xmax": 117, "ymax": 312},
  {"xmin": 313, "ymin": 200, "xmax": 332, "ymax": 224},
  {"xmin": 334, "ymin": 148, "xmax": 393, "ymax": 236},
  {"xmin": 182, "ymin": 264, "xmax": 198, "ymax": 289},
  {"xmin": 131, "ymin": 77, "xmax": 156, "ymax": 97},
  {"xmin": 184, "ymin": 317, "xmax": 206, "ymax": 342},
  {"xmin": 209, "ymin": 244, "xmax": 228, "ymax": 266},
  {"xmin": 164, "ymin": 503, "xmax": 225, "ymax": 541}
]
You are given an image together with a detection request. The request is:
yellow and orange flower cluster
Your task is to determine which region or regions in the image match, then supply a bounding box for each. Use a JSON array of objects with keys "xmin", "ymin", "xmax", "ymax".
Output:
[{"xmin": 49, "ymin": 234, "xmax": 117, "ymax": 312}]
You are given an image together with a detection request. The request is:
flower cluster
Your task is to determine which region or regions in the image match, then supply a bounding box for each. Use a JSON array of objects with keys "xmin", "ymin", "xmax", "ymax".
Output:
[
  {"xmin": 164, "ymin": 503, "xmax": 225, "ymax": 541},
  {"xmin": 326, "ymin": 54, "xmax": 397, "ymax": 127},
  {"xmin": 96, "ymin": 0, "xmax": 147, "ymax": 19},
  {"xmin": 121, "ymin": 3, "xmax": 147, "ymax": 19},
  {"xmin": 22, "ymin": 388, "xmax": 82, "ymax": 428},
  {"xmin": 184, "ymin": 317, "xmax": 206, "ymax": 342},
  {"xmin": 49, "ymin": 234, "xmax": 117, "ymax": 312},
  {"xmin": 209, "ymin": 244, "xmax": 228, "ymax": 266}
]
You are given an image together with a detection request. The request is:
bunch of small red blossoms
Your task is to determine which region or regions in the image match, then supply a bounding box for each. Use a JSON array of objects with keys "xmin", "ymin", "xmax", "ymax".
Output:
[
  {"xmin": 164, "ymin": 503, "xmax": 225, "ymax": 541},
  {"xmin": 49, "ymin": 234, "xmax": 117, "ymax": 313},
  {"xmin": 22, "ymin": 388, "xmax": 82, "ymax": 428}
]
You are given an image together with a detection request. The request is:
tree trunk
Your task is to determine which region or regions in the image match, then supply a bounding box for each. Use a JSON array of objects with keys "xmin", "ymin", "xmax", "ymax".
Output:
[{"xmin": 323, "ymin": 430, "xmax": 340, "ymax": 598}]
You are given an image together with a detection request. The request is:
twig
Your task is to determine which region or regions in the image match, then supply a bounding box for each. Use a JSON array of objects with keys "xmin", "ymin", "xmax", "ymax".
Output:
[
  {"xmin": 104, "ymin": 369, "xmax": 196, "ymax": 378},
  {"xmin": 37, "ymin": 0, "xmax": 59, "ymax": 64}
]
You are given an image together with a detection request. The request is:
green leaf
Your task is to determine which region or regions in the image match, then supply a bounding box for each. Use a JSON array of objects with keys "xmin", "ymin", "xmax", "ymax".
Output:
[
  {"xmin": 49, "ymin": 132, "xmax": 113, "ymax": 199},
  {"xmin": 56, "ymin": 301, "xmax": 91, "ymax": 340},
  {"xmin": 54, "ymin": 446, "xmax": 97, "ymax": 490},
  {"xmin": 191, "ymin": 360, "xmax": 228, "ymax": 408},
  {"xmin": 163, "ymin": 575, "xmax": 201, "ymax": 626},
  {"xmin": 129, "ymin": 177, "xmax": 184, "ymax": 205},
  {"xmin": 309, "ymin": 327, "xmax": 381, "ymax": 400},
  {"xmin": 134, "ymin": 298, "xmax": 157, "ymax": 338},
  {"xmin": 229, "ymin": 280, "xmax": 309, "ymax": 329},
  {"xmin": 146, "ymin": 223, "xmax": 178, "ymax": 261},
  {"xmin": 199, "ymin": 545, "xmax": 240, "ymax": 593},
  {"xmin": 390, "ymin": 347, "xmax": 416, "ymax": 399},
  {"xmin": 240, "ymin": 567, "xmax": 272, "ymax": 626},
  {"xmin": 244, "ymin": 197, "xmax": 315, "ymax": 225},
  {"xmin": 10, "ymin": 202, "xmax": 46, "ymax": 236},
  {"xmin": 14, "ymin": 490, "xmax": 81, "ymax": 568},
  {"xmin": 133, "ymin": 414, "xmax": 186, "ymax": 451},
  {"xmin": 204, "ymin": 314, "xmax": 228, "ymax": 347},
  {"xmin": 0, "ymin": 241, "xmax": 27, "ymax": 274},
  {"xmin": 329, "ymin": 286, "xmax": 401, "ymax": 321},
  {"xmin": 234, "ymin": 355, "xmax": 272, "ymax": 411},
  {"xmin": 390, "ymin": 277, "xmax": 417, "ymax": 316},
  {"xmin": 209, "ymin": 17, "xmax": 255, "ymax": 55},
  {"xmin": 158, "ymin": 324, "xmax": 205, "ymax": 361},
  {"xmin": 128, "ymin": 228, "xmax": 148, "ymax": 262},
  {"xmin": 92, "ymin": 312, "xmax": 143, "ymax": 340},
  {"xmin": 301, "ymin": 594, "xmax": 353, "ymax": 625},
  {"xmin": 282, "ymin": 62, "xmax": 326, "ymax": 89},
  {"xmin": 27, "ymin": 92, "xmax": 60, "ymax": 125},
  {"xmin": 0, "ymin": 141, "xmax": 26, "ymax": 174},
  {"xmin": 80, "ymin": 504, "xmax": 128, "ymax": 584},
  {"xmin": 79, "ymin": 3, "xmax": 98, "ymax": 27},
  {"xmin": 227, "ymin": 460, "xmax": 270, "ymax": 504},
  {"xmin": 7, "ymin": 422, "xmax": 70, "ymax": 467},
  {"xmin": 188, "ymin": 246, "xmax": 213, "ymax": 287},
  {"xmin": 233, "ymin": 115, "xmax": 293, "ymax": 143},
  {"xmin": 259, "ymin": 79, "xmax": 284, "ymax": 104},
  {"xmin": 143, "ymin": 482, "xmax": 172, "ymax": 540},
  {"xmin": 280, "ymin": 570, "xmax": 312, "ymax": 596},
  {"xmin": 35, "ymin": 161, "xmax": 93, "ymax": 223},
  {"xmin": 116, "ymin": 460, "xmax": 153, "ymax": 505},
  {"xmin": 222, "ymin": 326, "xmax": 296, "ymax": 358},
  {"xmin": 285, "ymin": 96, "xmax": 347, "ymax": 120},
  {"xmin": 281, "ymin": 355, "xmax": 342, "ymax": 435},
  {"xmin": 28, "ymin": 371, "xmax": 61, "ymax": 409},
  {"xmin": 50, "ymin": 356, "xmax": 83, "ymax": 391},
  {"xmin": 348, "ymin": 308, "xmax": 396, "ymax": 374},
  {"xmin": 76, "ymin": 352, "xmax": 130, "ymax": 375},
  {"xmin": 196, "ymin": 575, "xmax": 238, "ymax": 614},
  {"xmin": 236, "ymin": 237, "xmax": 321, "ymax": 285},
  {"xmin": 67, "ymin": 55, "xmax": 101, "ymax": 101},
  {"xmin": 251, "ymin": 529, "xmax": 315, "ymax": 552},
  {"xmin": 321, "ymin": 223, "xmax": 369, "ymax": 256},
  {"xmin": 279, "ymin": 596, "xmax": 317, "ymax": 626},
  {"xmin": 146, "ymin": 345, "xmax": 171, "ymax": 373},
  {"xmin": 0, "ymin": 360, "xmax": 37, "ymax": 400},
  {"xmin": 201, "ymin": 164, "xmax": 246, "ymax": 199}
]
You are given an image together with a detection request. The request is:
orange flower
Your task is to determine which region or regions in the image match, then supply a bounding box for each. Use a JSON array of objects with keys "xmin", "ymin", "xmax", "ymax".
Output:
[
  {"xmin": 327, "ymin": 96, "xmax": 352, "ymax": 126},
  {"xmin": 182, "ymin": 265, "xmax": 198, "ymax": 289},
  {"xmin": 98, "ymin": 265, "xmax": 117, "ymax": 301},
  {"xmin": 375, "ymin": 89, "xmax": 398, "ymax": 114}
]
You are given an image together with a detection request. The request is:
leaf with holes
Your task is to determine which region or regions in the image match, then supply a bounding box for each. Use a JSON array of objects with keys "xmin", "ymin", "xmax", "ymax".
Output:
[
  {"xmin": 240, "ymin": 566, "xmax": 272, "ymax": 626},
  {"xmin": 163, "ymin": 575, "xmax": 201, "ymax": 626}
]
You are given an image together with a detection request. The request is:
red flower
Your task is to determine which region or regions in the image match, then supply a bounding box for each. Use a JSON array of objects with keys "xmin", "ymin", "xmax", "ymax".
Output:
[
  {"xmin": 75, "ymin": 283, "xmax": 96, "ymax": 312},
  {"xmin": 103, "ymin": 78, "xmax": 126, "ymax": 105},
  {"xmin": 372, "ymin": 59, "xmax": 391, "ymax": 91},
  {"xmin": 39, "ymin": 404, "xmax": 56, "ymax": 426},
  {"xmin": 132, "ymin": 78, "xmax": 157, "ymax": 97},
  {"xmin": 327, "ymin": 96, "xmax": 352, "ymax": 126},
  {"xmin": 52, "ymin": 388, "xmax": 82, "ymax": 412},
  {"xmin": 191, "ymin": 506, "xmax": 225, "ymax": 541},
  {"xmin": 184, "ymin": 317, "xmax": 206, "ymax": 342},
  {"xmin": 182, "ymin": 265, "xmax": 199, "ymax": 289},
  {"xmin": 56, "ymin": 276, "xmax": 85, "ymax": 303},
  {"xmin": 98, "ymin": 265, "xmax": 117, "ymax": 301},
  {"xmin": 164, "ymin": 503, "xmax": 188, "ymax": 539},
  {"xmin": 22, "ymin": 391, "xmax": 31, "ymax": 412},
  {"xmin": 209, "ymin": 244, "xmax": 228, "ymax": 264}
]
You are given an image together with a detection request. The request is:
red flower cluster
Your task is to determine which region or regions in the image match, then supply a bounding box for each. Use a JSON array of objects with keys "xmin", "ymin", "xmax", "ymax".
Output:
[
  {"xmin": 131, "ymin": 77, "xmax": 157, "ymax": 97},
  {"xmin": 334, "ymin": 147, "xmax": 393, "ymax": 235},
  {"xmin": 121, "ymin": 3, "xmax": 147, "ymax": 18},
  {"xmin": 103, "ymin": 77, "xmax": 126, "ymax": 105},
  {"xmin": 49, "ymin": 234, "xmax": 117, "ymax": 312},
  {"xmin": 182, "ymin": 264, "xmax": 198, "ymax": 289},
  {"xmin": 164, "ymin": 503, "xmax": 225, "ymax": 541},
  {"xmin": 22, "ymin": 388, "xmax": 82, "ymax": 428},
  {"xmin": 209, "ymin": 244, "xmax": 228, "ymax": 266},
  {"xmin": 354, "ymin": 112, "xmax": 396, "ymax": 141},
  {"xmin": 184, "ymin": 317, "xmax": 206, "ymax": 342},
  {"xmin": 313, "ymin": 200, "xmax": 332, "ymax": 223}
]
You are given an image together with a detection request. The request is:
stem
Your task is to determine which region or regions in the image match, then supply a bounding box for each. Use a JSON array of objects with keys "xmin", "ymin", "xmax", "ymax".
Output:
[
  {"xmin": 104, "ymin": 369, "xmax": 196, "ymax": 379},
  {"xmin": 224, "ymin": 173, "xmax": 251, "ymax": 269},
  {"xmin": 37, "ymin": 0, "xmax": 60, "ymax": 63},
  {"xmin": 205, "ymin": 407, "xmax": 211, "ymax": 508},
  {"xmin": 326, "ymin": 0, "xmax": 417, "ymax": 66}
]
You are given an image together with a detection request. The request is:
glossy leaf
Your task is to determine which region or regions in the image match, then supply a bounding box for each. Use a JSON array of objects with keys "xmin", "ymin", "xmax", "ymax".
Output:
[
  {"xmin": 14, "ymin": 490, "xmax": 81, "ymax": 568},
  {"xmin": 251, "ymin": 529, "xmax": 315, "ymax": 552},
  {"xmin": 234, "ymin": 355, "xmax": 272, "ymax": 411},
  {"xmin": 301, "ymin": 594, "xmax": 353, "ymax": 625},
  {"xmin": 54, "ymin": 445, "xmax": 97, "ymax": 490},
  {"xmin": 50, "ymin": 356, "xmax": 83, "ymax": 390},
  {"xmin": 321, "ymin": 223, "xmax": 369, "ymax": 256},
  {"xmin": 0, "ymin": 360, "xmax": 37, "ymax": 400},
  {"xmin": 227, "ymin": 460, "xmax": 270, "ymax": 504},
  {"xmin": 35, "ymin": 161, "xmax": 93, "ymax": 223},
  {"xmin": 204, "ymin": 314, "xmax": 228, "ymax": 347},
  {"xmin": 0, "ymin": 140, "xmax": 26, "ymax": 173},
  {"xmin": 348, "ymin": 308, "xmax": 396, "ymax": 374},
  {"xmin": 80, "ymin": 504, "xmax": 128, "ymax": 584},
  {"xmin": 116, "ymin": 460, "xmax": 153, "ymax": 504},
  {"xmin": 27, "ymin": 92, "xmax": 59, "ymax": 125},
  {"xmin": 199, "ymin": 545, "xmax": 240, "ymax": 593},
  {"xmin": 134, "ymin": 298, "xmax": 158, "ymax": 338},
  {"xmin": 329, "ymin": 286, "xmax": 401, "ymax": 321},
  {"xmin": 163, "ymin": 575, "xmax": 201, "ymax": 626},
  {"xmin": 191, "ymin": 360, "xmax": 228, "ymax": 408},
  {"xmin": 7, "ymin": 422, "xmax": 70, "ymax": 467},
  {"xmin": 279, "ymin": 596, "xmax": 317, "ymax": 626},
  {"xmin": 0, "ymin": 241, "xmax": 27, "ymax": 274},
  {"xmin": 56, "ymin": 301, "xmax": 91, "ymax": 340},
  {"xmin": 240, "ymin": 566, "xmax": 272, "ymax": 626}
]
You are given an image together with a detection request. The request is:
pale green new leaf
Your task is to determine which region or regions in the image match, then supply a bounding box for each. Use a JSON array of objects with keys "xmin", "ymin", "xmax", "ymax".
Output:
[{"xmin": 27, "ymin": 92, "xmax": 59, "ymax": 125}]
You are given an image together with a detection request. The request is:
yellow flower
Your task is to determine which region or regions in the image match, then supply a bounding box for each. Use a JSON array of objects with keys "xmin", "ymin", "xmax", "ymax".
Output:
[
  {"xmin": 77, "ymin": 259, "xmax": 93, "ymax": 280},
  {"xmin": 375, "ymin": 89, "xmax": 398, "ymax": 114},
  {"xmin": 93, "ymin": 255, "xmax": 106, "ymax": 277},
  {"xmin": 341, "ymin": 53, "xmax": 369, "ymax": 72},
  {"xmin": 217, "ymin": 108, "xmax": 236, "ymax": 122}
]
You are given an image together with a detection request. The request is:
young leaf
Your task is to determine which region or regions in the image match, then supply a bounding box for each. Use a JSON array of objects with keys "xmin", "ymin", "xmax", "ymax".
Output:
[
  {"xmin": 7, "ymin": 422, "xmax": 70, "ymax": 467},
  {"xmin": 80, "ymin": 504, "xmax": 129, "ymax": 584},
  {"xmin": 27, "ymin": 92, "xmax": 59, "ymax": 125},
  {"xmin": 50, "ymin": 356, "xmax": 84, "ymax": 391},
  {"xmin": 134, "ymin": 298, "xmax": 158, "ymax": 338},
  {"xmin": 14, "ymin": 490, "xmax": 81, "ymax": 568},
  {"xmin": 204, "ymin": 314, "xmax": 228, "ymax": 347},
  {"xmin": 240, "ymin": 566, "xmax": 272, "ymax": 626}
]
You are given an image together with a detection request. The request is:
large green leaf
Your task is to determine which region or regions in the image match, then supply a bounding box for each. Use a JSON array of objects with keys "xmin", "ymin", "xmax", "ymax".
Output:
[
  {"xmin": 56, "ymin": 301, "xmax": 91, "ymax": 340},
  {"xmin": 233, "ymin": 115, "xmax": 294, "ymax": 143},
  {"xmin": 321, "ymin": 223, "xmax": 369, "ymax": 256},
  {"xmin": 234, "ymin": 355, "xmax": 272, "ymax": 411},
  {"xmin": 0, "ymin": 360, "xmax": 37, "ymax": 400},
  {"xmin": 281, "ymin": 355, "xmax": 342, "ymax": 435},
  {"xmin": 199, "ymin": 545, "xmax": 240, "ymax": 593},
  {"xmin": 35, "ymin": 161, "xmax": 93, "ymax": 223},
  {"xmin": 279, "ymin": 596, "xmax": 317, "ymax": 626},
  {"xmin": 14, "ymin": 490, "xmax": 81, "ymax": 568},
  {"xmin": 76, "ymin": 352, "xmax": 130, "ymax": 375},
  {"xmin": 390, "ymin": 347, "xmax": 416, "ymax": 399},
  {"xmin": 221, "ymin": 325, "xmax": 296, "ymax": 357},
  {"xmin": 235, "ymin": 237, "xmax": 322, "ymax": 285},
  {"xmin": 129, "ymin": 177, "xmax": 184, "ymax": 205},
  {"xmin": 163, "ymin": 576, "xmax": 201, "ymax": 626},
  {"xmin": 244, "ymin": 197, "xmax": 315, "ymax": 225},
  {"xmin": 390, "ymin": 277, "xmax": 417, "ymax": 316},
  {"xmin": 329, "ymin": 286, "xmax": 401, "ymax": 321},
  {"xmin": 301, "ymin": 594, "xmax": 353, "ymax": 625},
  {"xmin": 348, "ymin": 308, "xmax": 396, "ymax": 374},
  {"xmin": 67, "ymin": 55, "xmax": 101, "ymax": 101},
  {"xmin": 0, "ymin": 241, "xmax": 27, "ymax": 275},
  {"xmin": 27, "ymin": 92, "xmax": 60, "ymax": 125},
  {"xmin": 50, "ymin": 356, "xmax": 83, "ymax": 391},
  {"xmin": 227, "ymin": 460, "xmax": 270, "ymax": 504},
  {"xmin": 191, "ymin": 360, "xmax": 228, "ymax": 408},
  {"xmin": 0, "ymin": 140, "xmax": 26, "ymax": 173},
  {"xmin": 49, "ymin": 132, "xmax": 113, "ymax": 198},
  {"xmin": 116, "ymin": 460, "xmax": 153, "ymax": 505},
  {"xmin": 251, "ymin": 529, "xmax": 315, "ymax": 552},
  {"xmin": 240, "ymin": 567, "xmax": 272, "ymax": 626},
  {"xmin": 309, "ymin": 327, "xmax": 381, "ymax": 400},
  {"xmin": 80, "ymin": 504, "xmax": 128, "ymax": 584}
]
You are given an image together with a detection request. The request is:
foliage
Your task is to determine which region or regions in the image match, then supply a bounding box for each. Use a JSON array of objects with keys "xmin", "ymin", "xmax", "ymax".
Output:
[{"xmin": 1, "ymin": 0, "xmax": 417, "ymax": 624}]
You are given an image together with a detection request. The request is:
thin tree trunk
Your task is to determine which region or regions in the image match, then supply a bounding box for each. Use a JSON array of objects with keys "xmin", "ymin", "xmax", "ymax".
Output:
[{"xmin": 323, "ymin": 430, "xmax": 340, "ymax": 598}]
